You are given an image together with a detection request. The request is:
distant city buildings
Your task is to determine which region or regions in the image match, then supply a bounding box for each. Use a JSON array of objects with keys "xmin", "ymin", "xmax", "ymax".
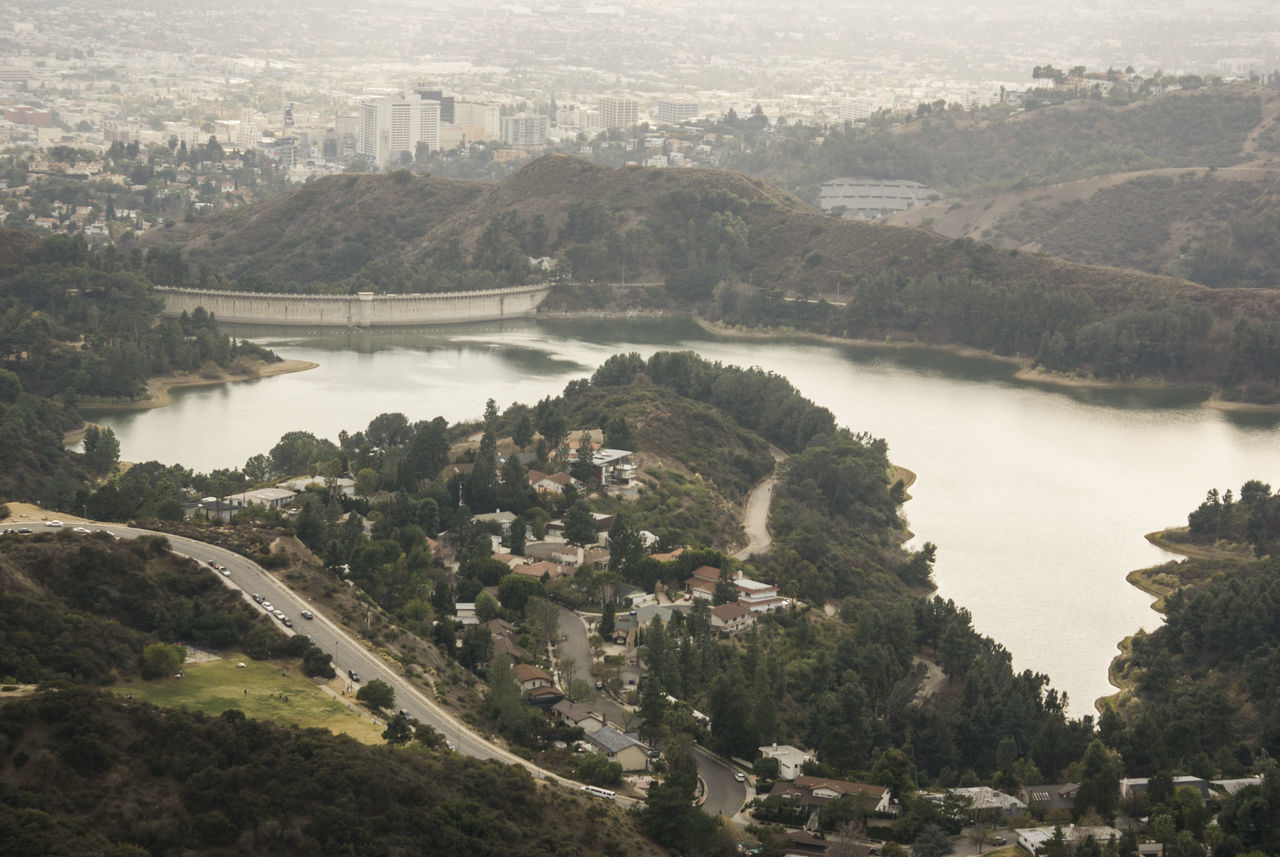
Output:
[
  {"xmin": 838, "ymin": 96, "xmax": 879, "ymax": 122},
  {"xmin": 500, "ymin": 113, "xmax": 549, "ymax": 147},
  {"xmin": 359, "ymin": 93, "xmax": 440, "ymax": 168},
  {"xmin": 598, "ymin": 96, "xmax": 639, "ymax": 130},
  {"xmin": 450, "ymin": 101, "xmax": 501, "ymax": 141},
  {"xmin": 655, "ymin": 100, "xmax": 698, "ymax": 125},
  {"xmin": 817, "ymin": 177, "xmax": 939, "ymax": 220}
]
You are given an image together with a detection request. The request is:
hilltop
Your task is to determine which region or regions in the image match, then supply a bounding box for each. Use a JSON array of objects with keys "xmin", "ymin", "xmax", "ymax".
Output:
[
  {"xmin": 141, "ymin": 153, "xmax": 1280, "ymax": 397},
  {"xmin": 885, "ymin": 163, "xmax": 1280, "ymax": 290},
  {"xmin": 148, "ymin": 152, "xmax": 1206, "ymax": 302}
]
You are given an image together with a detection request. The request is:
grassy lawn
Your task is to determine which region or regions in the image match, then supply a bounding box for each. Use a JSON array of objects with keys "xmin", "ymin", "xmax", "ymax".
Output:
[{"xmin": 114, "ymin": 655, "xmax": 385, "ymax": 744}]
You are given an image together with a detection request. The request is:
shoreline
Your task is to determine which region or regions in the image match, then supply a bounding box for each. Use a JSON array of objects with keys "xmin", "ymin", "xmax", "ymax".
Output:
[
  {"xmin": 1099, "ymin": 526, "xmax": 1255, "ymax": 712},
  {"xmin": 689, "ymin": 315, "xmax": 1254, "ymax": 401},
  {"xmin": 78, "ymin": 358, "xmax": 319, "ymax": 413}
]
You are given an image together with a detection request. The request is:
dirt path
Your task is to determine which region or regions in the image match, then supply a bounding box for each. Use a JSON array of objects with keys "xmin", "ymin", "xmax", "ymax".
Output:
[
  {"xmin": 734, "ymin": 445, "xmax": 788, "ymax": 560},
  {"xmin": 913, "ymin": 655, "xmax": 947, "ymax": 700}
]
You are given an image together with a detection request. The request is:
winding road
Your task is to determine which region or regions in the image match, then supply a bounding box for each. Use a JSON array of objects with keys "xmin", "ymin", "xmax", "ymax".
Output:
[
  {"xmin": 735, "ymin": 445, "xmax": 788, "ymax": 560},
  {"xmin": 556, "ymin": 606, "xmax": 748, "ymax": 817},
  {"xmin": 52, "ymin": 523, "xmax": 631, "ymax": 800}
]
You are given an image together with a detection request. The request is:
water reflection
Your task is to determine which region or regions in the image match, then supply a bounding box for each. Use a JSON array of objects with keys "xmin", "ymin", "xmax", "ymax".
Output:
[{"xmin": 84, "ymin": 317, "xmax": 1280, "ymax": 714}]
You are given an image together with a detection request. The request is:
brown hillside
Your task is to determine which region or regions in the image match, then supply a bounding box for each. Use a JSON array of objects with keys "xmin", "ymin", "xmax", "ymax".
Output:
[
  {"xmin": 144, "ymin": 171, "xmax": 485, "ymax": 289},
  {"xmin": 885, "ymin": 160, "xmax": 1280, "ymax": 287},
  {"xmin": 145, "ymin": 154, "xmax": 1218, "ymax": 308}
]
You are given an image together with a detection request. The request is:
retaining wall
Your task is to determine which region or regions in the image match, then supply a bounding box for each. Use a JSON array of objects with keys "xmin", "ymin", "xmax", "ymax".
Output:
[{"xmin": 155, "ymin": 285, "xmax": 551, "ymax": 327}]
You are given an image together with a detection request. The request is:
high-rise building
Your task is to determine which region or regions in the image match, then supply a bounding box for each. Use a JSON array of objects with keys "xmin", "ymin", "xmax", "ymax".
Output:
[
  {"xmin": 359, "ymin": 93, "xmax": 441, "ymax": 168},
  {"xmin": 838, "ymin": 96, "xmax": 879, "ymax": 122},
  {"xmin": 416, "ymin": 87, "xmax": 455, "ymax": 124},
  {"xmin": 451, "ymin": 101, "xmax": 501, "ymax": 140},
  {"xmin": 656, "ymin": 100, "xmax": 699, "ymax": 125},
  {"xmin": 598, "ymin": 96, "xmax": 639, "ymax": 130},
  {"xmin": 500, "ymin": 114, "xmax": 548, "ymax": 147}
]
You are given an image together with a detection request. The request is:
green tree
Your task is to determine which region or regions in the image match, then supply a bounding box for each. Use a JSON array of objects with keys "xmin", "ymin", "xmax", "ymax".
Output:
[
  {"xmin": 82, "ymin": 425, "xmax": 120, "ymax": 474},
  {"xmin": 355, "ymin": 467, "xmax": 380, "ymax": 496},
  {"xmin": 871, "ymin": 747, "xmax": 918, "ymax": 799},
  {"xmin": 140, "ymin": 642, "xmax": 184, "ymax": 679},
  {"xmin": 1075, "ymin": 739, "xmax": 1123, "ymax": 821},
  {"xmin": 507, "ymin": 513, "xmax": 526, "ymax": 556},
  {"xmin": 356, "ymin": 678, "xmax": 396, "ymax": 711},
  {"xmin": 576, "ymin": 752, "xmax": 623, "ymax": 786},
  {"xmin": 0, "ymin": 368, "xmax": 21, "ymax": 403},
  {"xmin": 564, "ymin": 499, "xmax": 596, "ymax": 547},
  {"xmin": 513, "ymin": 413, "xmax": 535, "ymax": 451},
  {"xmin": 607, "ymin": 513, "xmax": 644, "ymax": 574},
  {"xmin": 302, "ymin": 646, "xmax": 336, "ymax": 679},
  {"xmin": 475, "ymin": 589, "xmax": 502, "ymax": 622},
  {"xmin": 458, "ymin": 625, "xmax": 494, "ymax": 674},
  {"xmin": 570, "ymin": 431, "xmax": 597, "ymax": 486},
  {"xmin": 497, "ymin": 574, "xmax": 544, "ymax": 613},
  {"xmin": 599, "ymin": 602, "xmax": 616, "ymax": 637},
  {"xmin": 382, "ymin": 712, "xmax": 414, "ymax": 745},
  {"xmin": 912, "ymin": 823, "xmax": 954, "ymax": 857}
]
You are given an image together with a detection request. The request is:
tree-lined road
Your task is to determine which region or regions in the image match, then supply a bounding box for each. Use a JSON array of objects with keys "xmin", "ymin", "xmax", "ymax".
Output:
[
  {"xmin": 84, "ymin": 523, "xmax": 635, "ymax": 799},
  {"xmin": 557, "ymin": 606, "xmax": 748, "ymax": 818}
]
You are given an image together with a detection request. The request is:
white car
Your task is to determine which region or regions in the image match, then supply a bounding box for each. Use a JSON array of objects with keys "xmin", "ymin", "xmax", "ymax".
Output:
[
  {"xmin": 45, "ymin": 520, "xmax": 63, "ymax": 527},
  {"xmin": 262, "ymin": 601, "xmax": 274, "ymax": 612},
  {"xmin": 72, "ymin": 526, "xmax": 91, "ymax": 534},
  {"xmin": 274, "ymin": 610, "xmax": 285, "ymax": 620}
]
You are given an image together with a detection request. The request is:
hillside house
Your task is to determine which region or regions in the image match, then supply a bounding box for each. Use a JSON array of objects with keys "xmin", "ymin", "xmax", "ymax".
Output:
[
  {"xmin": 710, "ymin": 602, "xmax": 756, "ymax": 635},
  {"xmin": 1019, "ymin": 783, "xmax": 1079, "ymax": 816},
  {"xmin": 758, "ymin": 743, "xmax": 813, "ymax": 781},
  {"xmin": 514, "ymin": 664, "xmax": 555, "ymax": 693},
  {"xmin": 549, "ymin": 699, "xmax": 605, "ymax": 734},
  {"xmin": 769, "ymin": 776, "xmax": 892, "ymax": 815},
  {"xmin": 584, "ymin": 725, "xmax": 650, "ymax": 770}
]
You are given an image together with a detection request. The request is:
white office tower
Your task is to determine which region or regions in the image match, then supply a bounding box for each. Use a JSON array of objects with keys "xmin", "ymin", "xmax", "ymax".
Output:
[
  {"xmin": 598, "ymin": 96, "xmax": 639, "ymax": 129},
  {"xmin": 359, "ymin": 93, "xmax": 441, "ymax": 168}
]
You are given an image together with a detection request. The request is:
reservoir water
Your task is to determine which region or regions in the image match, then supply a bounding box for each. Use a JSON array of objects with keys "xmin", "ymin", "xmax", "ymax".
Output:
[{"xmin": 85, "ymin": 317, "xmax": 1280, "ymax": 715}]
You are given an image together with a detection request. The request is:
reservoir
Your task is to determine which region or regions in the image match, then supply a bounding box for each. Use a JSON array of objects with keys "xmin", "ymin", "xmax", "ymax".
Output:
[{"xmin": 84, "ymin": 317, "xmax": 1280, "ymax": 715}]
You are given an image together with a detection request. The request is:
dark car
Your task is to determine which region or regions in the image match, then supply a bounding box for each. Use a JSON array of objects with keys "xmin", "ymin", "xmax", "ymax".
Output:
[{"xmin": 348, "ymin": 669, "xmax": 360, "ymax": 682}]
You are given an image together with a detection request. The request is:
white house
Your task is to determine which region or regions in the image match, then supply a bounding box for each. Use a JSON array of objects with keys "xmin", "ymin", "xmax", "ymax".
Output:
[{"xmin": 759, "ymin": 743, "xmax": 813, "ymax": 781}]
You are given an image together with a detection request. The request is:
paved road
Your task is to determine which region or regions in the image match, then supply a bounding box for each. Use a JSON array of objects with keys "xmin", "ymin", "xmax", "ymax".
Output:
[
  {"xmin": 694, "ymin": 744, "xmax": 749, "ymax": 818},
  {"xmin": 556, "ymin": 607, "xmax": 631, "ymax": 726},
  {"xmin": 557, "ymin": 606, "xmax": 747, "ymax": 818},
  {"xmin": 734, "ymin": 445, "xmax": 788, "ymax": 560},
  {"xmin": 48, "ymin": 523, "xmax": 641, "ymax": 800}
]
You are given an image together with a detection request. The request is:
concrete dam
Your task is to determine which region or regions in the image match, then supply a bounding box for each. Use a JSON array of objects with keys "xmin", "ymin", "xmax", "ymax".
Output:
[{"xmin": 155, "ymin": 284, "xmax": 551, "ymax": 327}]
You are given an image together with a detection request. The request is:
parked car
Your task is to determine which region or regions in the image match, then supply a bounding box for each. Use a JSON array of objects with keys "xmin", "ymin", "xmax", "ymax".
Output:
[
  {"xmin": 262, "ymin": 601, "xmax": 273, "ymax": 612},
  {"xmin": 348, "ymin": 669, "xmax": 360, "ymax": 683},
  {"xmin": 252, "ymin": 593, "xmax": 264, "ymax": 603},
  {"xmin": 734, "ymin": 772, "xmax": 746, "ymax": 782},
  {"xmin": 282, "ymin": 618, "xmax": 293, "ymax": 628}
]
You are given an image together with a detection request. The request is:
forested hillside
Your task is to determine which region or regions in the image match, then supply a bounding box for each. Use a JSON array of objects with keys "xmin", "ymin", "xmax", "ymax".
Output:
[
  {"xmin": 0, "ymin": 531, "xmax": 318, "ymax": 685},
  {"xmin": 0, "ymin": 689, "xmax": 653, "ymax": 857},
  {"xmin": 1101, "ymin": 482, "xmax": 1280, "ymax": 856},
  {"xmin": 728, "ymin": 87, "xmax": 1270, "ymax": 198}
]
